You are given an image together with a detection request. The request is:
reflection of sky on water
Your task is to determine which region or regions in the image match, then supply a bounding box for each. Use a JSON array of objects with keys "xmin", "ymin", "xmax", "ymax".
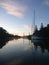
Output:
[{"xmin": 0, "ymin": 38, "xmax": 49, "ymax": 65}]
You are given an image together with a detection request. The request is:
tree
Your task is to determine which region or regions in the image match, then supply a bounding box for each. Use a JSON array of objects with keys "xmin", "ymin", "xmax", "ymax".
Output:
[{"xmin": 40, "ymin": 23, "xmax": 43, "ymax": 30}]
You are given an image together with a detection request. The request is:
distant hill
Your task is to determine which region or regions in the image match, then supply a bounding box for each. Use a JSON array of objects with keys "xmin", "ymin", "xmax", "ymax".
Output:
[{"xmin": 0, "ymin": 27, "xmax": 21, "ymax": 40}]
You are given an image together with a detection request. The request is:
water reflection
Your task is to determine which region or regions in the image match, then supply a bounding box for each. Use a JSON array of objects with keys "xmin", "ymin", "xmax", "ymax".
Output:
[
  {"xmin": 0, "ymin": 38, "xmax": 49, "ymax": 65},
  {"xmin": 0, "ymin": 39, "xmax": 9, "ymax": 49},
  {"xmin": 31, "ymin": 39, "xmax": 49, "ymax": 52},
  {"xmin": 0, "ymin": 38, "xmax": 19, "ymax": 49}
]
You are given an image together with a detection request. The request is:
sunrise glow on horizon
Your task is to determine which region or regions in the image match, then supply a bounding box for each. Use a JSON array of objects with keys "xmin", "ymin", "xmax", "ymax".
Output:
[{"xmin": 0, "ymin": 0, "xmax": 49, "ymax": 36}]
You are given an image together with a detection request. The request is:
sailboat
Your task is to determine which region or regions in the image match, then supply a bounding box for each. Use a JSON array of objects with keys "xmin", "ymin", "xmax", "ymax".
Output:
[{"xmin": 31, "ymin": 10, "xmax": 41, "ymax": 40}]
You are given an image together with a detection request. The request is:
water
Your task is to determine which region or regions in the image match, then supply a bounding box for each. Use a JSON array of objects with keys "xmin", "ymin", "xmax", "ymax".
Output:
[{"xmin": 0, "ymin": 38, "xmax": 49, "ymax": 65}]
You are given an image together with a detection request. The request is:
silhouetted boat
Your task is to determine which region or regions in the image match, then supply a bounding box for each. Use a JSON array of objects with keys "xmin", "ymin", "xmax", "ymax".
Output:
[{"xmin": 31, "ymin": 36, "xmax": 42, "ymax": 40}]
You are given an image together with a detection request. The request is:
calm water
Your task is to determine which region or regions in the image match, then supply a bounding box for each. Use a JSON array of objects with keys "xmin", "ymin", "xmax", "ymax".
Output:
[{"xmin": 0, "ymin": 38, "xmax": 49, "ymax": 65}]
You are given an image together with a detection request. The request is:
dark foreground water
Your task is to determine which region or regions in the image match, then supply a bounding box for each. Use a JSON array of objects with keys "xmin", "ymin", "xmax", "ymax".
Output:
[{"xmin": 0, "ymin": 38, "xmax": 49, "ymax": 65}]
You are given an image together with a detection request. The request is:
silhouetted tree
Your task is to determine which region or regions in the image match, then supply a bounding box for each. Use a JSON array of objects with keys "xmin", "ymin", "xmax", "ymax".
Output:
[
  {"xmin": 32, "ymin": 24, "xmax": 49, "ymax": 38},
  {"xmin": 40, "ymin": 23, "xmax": 43, "ymax": 30},
  {"xmin": 34, "ymin": 25, "xmax": 38, "ymax": 32}
]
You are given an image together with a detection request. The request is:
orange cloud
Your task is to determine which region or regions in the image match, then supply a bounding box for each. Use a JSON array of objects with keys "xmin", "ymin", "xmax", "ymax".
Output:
[
  {"xmin": 24, "ymin": 24, "xmax": 31, "ymax": 30},
  {"xmin": 43, "ymin": 0, "xmax": 49, "ymax": 5},
  {"xmin": 0, "ymin": 0, "xmax": 27, "ymax": 18}
]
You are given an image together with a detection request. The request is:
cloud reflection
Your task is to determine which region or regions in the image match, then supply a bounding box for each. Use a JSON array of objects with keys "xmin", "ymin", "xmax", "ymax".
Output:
[{"xmin": 6, "ymin": 59, "xmax": 22, "ymax": 65}]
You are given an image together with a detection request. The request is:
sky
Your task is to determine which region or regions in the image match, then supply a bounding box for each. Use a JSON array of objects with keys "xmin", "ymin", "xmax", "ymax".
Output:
[{"xmin": 0, "ymin": 0, "xmax": 49, "ymax": 36}]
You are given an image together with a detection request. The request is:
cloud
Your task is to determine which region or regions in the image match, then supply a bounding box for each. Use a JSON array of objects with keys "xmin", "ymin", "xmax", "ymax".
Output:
[
  {"xmin": 24, "ymin": 24, "xmax": 31, "ymax": 30},
  {"xmin": 43, "ymin": 0, "xmax": 49, "ymax": 5},
  {"xmin": 0, "ymin": 0, "xmax": 27, "ymax": 18}
]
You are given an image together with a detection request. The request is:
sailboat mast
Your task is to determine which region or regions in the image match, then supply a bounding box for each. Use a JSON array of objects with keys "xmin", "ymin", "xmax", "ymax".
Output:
[
  {"xmin": 31, "ymin": 9, "xmax": 35, "ymax": 40},
  {"xmin": 34, "ymin": 9, "xmax": 35, "ymax": 28},
  {"xmin": 31, "ymin": 9, "xmax": 35, "ymax": 34}
]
